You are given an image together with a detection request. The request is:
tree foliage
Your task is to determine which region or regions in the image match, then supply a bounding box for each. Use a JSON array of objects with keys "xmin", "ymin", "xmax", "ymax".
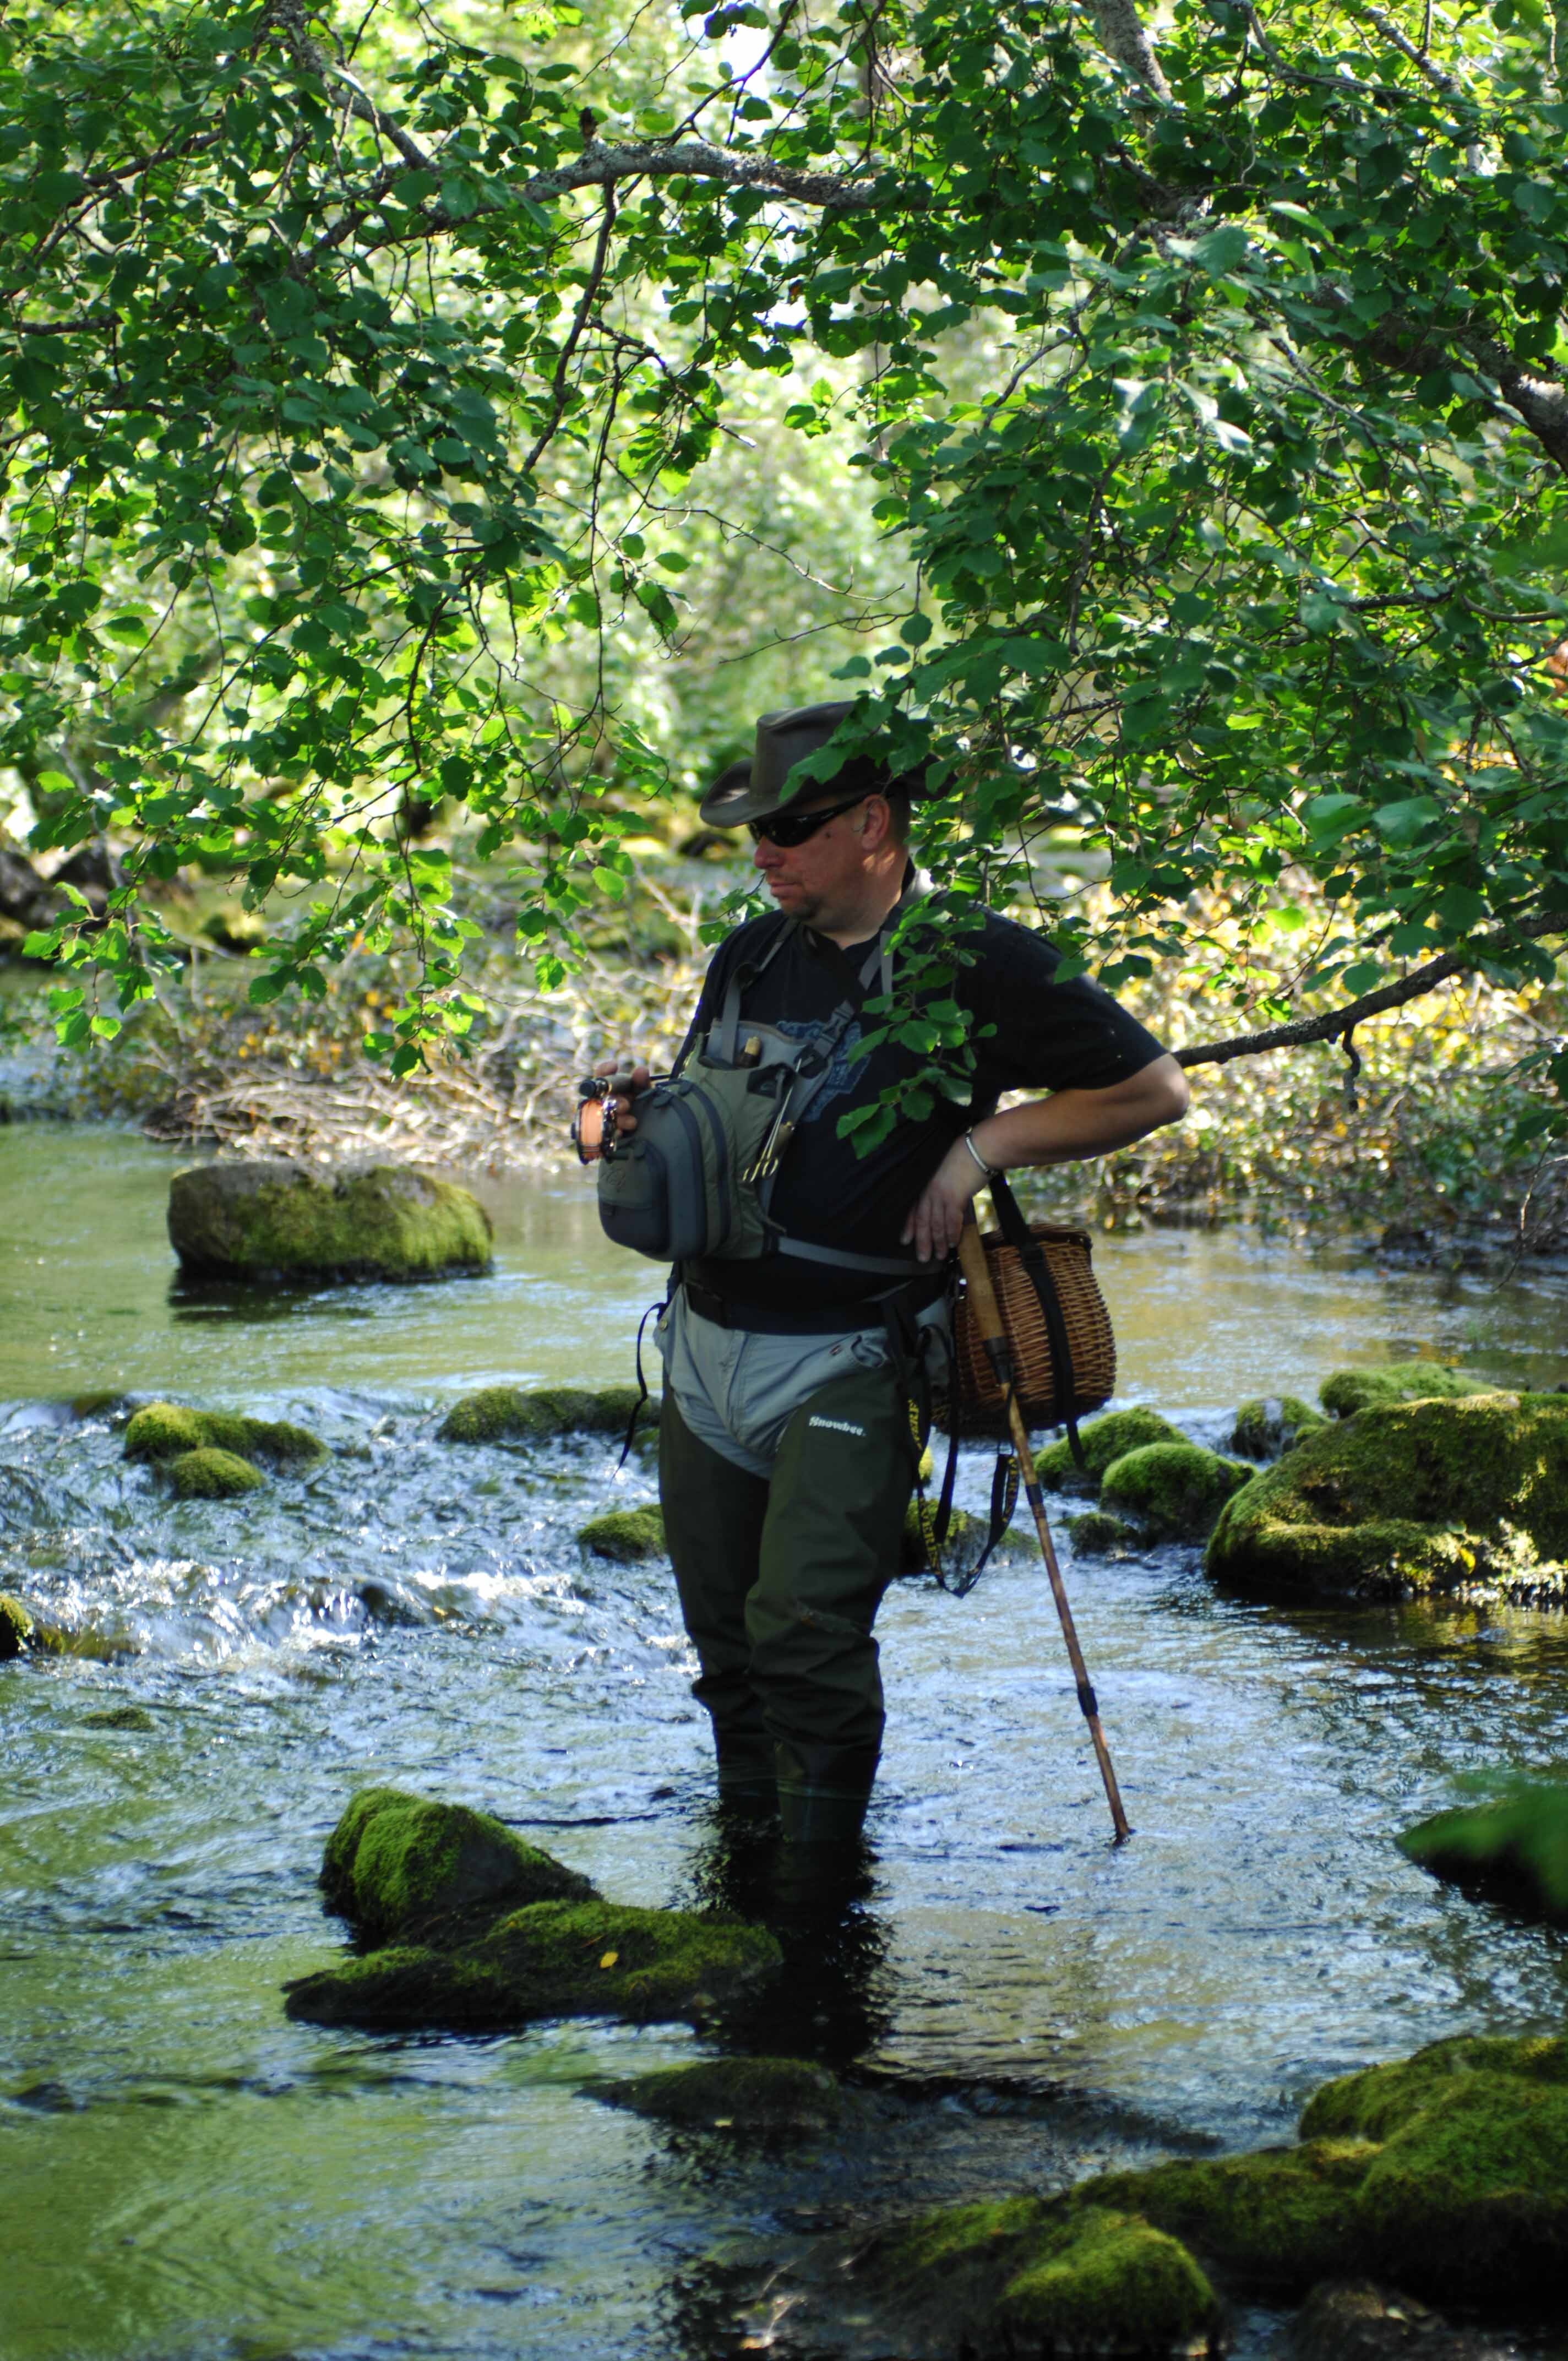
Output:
[{"xmin": 2, "ymin": 0, "xmax": 1565, "ymax": 1113}]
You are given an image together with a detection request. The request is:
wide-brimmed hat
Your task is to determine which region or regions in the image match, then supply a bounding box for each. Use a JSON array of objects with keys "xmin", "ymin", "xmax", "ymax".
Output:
[{"xmin": 699, "ymin": 700, "xmax": 929, "ymax": 830}]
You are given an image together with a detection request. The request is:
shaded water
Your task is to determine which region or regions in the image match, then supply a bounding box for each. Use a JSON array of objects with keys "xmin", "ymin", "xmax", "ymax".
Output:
[{"xmin": 6, "ymin": 1124, "xmax": 1568, "ymax": 2360}]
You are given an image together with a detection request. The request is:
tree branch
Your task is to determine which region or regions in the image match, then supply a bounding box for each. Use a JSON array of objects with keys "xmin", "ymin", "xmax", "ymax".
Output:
[
  {"xmin": 1087, "ymin": 0, "xmax": 1172, "ymax": 100},
  {"xmin": 1176, "ymin": 910, "xmax": 1562, "ymax": 1069}
]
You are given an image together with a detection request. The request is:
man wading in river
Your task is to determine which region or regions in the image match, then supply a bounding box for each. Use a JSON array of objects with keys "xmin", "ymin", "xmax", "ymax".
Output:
[{"xmin": 595, "ymin": 702, "xmax": 1189, "ymax": 1847}]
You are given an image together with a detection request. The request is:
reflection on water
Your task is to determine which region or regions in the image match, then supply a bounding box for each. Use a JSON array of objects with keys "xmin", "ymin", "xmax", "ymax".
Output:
[{"xmin": 4, "ymin": 1124, "xmax": 1568, "ymax": 2359}]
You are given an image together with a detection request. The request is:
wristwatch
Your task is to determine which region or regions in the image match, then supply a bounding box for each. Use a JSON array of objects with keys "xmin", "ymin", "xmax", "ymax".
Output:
[{"xmin": 961, "ymin": 1128, "xmax": 1000, "ymax": 1182}]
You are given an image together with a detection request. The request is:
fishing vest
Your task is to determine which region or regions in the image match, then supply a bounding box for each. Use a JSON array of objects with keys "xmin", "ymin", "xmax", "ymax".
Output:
[{"xmin": 595, "ymin": 896, "xmax": 919, "ymax": 1279}]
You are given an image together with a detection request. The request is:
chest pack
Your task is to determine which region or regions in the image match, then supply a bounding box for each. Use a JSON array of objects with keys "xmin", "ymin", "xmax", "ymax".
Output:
[{"xmin": 595, "ymin": 906, "xmax": 917, "ymax": 1278}]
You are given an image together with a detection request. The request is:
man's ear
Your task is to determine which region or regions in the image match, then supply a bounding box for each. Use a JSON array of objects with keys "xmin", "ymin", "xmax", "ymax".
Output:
[{"xmin": 858, "ymin": 793, "xmax": 895, "ymax": 849}]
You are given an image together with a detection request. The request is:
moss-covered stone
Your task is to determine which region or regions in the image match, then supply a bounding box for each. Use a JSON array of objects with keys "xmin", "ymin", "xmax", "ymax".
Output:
[
  {"xmin": 1230, "ymin": 1395, "xmax": 1327, "ymax": 1460},
  {"xmin": 168, "ymin": 1159, "xmax": 493, "ymax": 1285},
  {"xmin": 439, "ymin": 1382, "xmax": 646, "ymax": 1444},
  {"xmin": 1035, "ymin": 1405, "xmax": 1185, "ymax": 1494},
  {"xmin": 1100, "ymin": 1441, "xmax": 1254, "ymax": 1542},
  {"xmin": 1299, "ymin": 2034, "xmax": 1568, "ymax": 2305},
  {"xmin": 168, "ymin": 1446, "xmax": 266, "ymax": 1499},
  {"xmin": 1205, "ymin": 1392, "xmax": 1568, "ymax": 1604},
  {"xmin": 600, "ymin": 2054, "xmax": 842, "ymax": 2135},
  {"xmin": 0, "ymin": 1591, "xmax": 34, "ymax": 1658},
  {"xmin": 578, "ymin": 1504, "xmax": 666, "ymax": 1563},
  {"xmin": 866, "ymin": 2192, "xmax": 1219, "ymax": 2356},
  {"xmin": 124, "ymin": 1401, "xmax": 325, "ymax": 1468},
  {"xmin": 1085, "ymin": 2138, "xmax": 1375, "ymax": 2289},
  {"xmin": 1067, "ymin": 1508, "xmax": 1137, "ymax": 1555},
  {"xmin": 900, "ymin": 1499, "xmax": 1027, "ymax": 1576},
  {"xmin": 1320, "ymin": 1362, "xmax": 1491, "ymax": 1419},
  {"xmin": 285, "ymin": 1898, "xmax": 782, "ymax": 2032},
  {"xmin": 1398, "ymin": 1781, "xmax": 1568, "ymax": 1927},
  {"xmin": 320, "ymin": 1787, "xmax": 595, "ymax": 1947}
]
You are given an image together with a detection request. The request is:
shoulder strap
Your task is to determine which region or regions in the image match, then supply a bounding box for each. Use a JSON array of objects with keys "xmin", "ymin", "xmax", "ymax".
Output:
[
  {"xmin": 696, "ymin": 913, "xmax": 796, "ymax": 1073},
  {"xmin": 987, "ymin": 1173, "xmax": 1088, "ymax": 1475}
]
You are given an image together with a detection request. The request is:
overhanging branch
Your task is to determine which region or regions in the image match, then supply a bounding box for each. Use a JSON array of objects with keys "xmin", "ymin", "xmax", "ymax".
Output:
[{"xmin": 1177, "ymin": 910, "xmax": 1562, "ymax": 1070}]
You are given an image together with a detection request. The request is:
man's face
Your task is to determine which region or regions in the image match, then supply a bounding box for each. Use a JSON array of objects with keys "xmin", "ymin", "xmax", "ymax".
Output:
[{"xmin": 750, "ymin": 795, "xmax": 873, "ymax": 927}]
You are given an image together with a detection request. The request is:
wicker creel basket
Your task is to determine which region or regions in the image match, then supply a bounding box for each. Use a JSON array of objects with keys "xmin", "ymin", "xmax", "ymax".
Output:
[{"xmin": 935, "ymin": 1221, "xmax": 1116, "ymax": 1440}]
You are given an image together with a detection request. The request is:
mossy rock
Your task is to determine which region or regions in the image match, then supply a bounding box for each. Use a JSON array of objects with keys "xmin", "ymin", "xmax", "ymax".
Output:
[
  {"xmin": 82, "ymin": 1704, "xmax": 156, "ymax": 1731},
  {"xmin": 600, "ymin": 2054, "xmax": 842, "ymax": 2135},
  {"xmin": 1035, "ymin": 1405, "xmax": 1185, "ymax": 1494},
  {"xmin": 579, "ymin": 1505, "xmax": 666, "ymax": 1563},
  {"xmin": 1085, "ymin": 2137, "xmax": 1375, "ymax": 2291},
  {"xmin": 320, "ymin": 1787, "xmax": 595, "ymax": 1947},
  {"xmin": 1300, "ymin": 2035, "xmax": 1568, "ymax": 2305},
  {"xmin": 865, "ymin": 2192, "xmax": 1219, "ymax": 2357},
  {"xmin": 168, "ymin": 1159, "xmax": 493, "ymax": 1285},
  {"xmin": 1320, "ymin": 1362, "xmax": 1491, "ymax": 1419},
  {"xmin": 1068, "ymin": 1509, "xmax": 1137, "ymax": 1556},
  {"xmin": 1205, "ymin": 1392, "xmax": 1568, "ymax": 1604},
  {"xmin": 124, "ymin": 1401, "xmax": 325, "ymax": 1468},
  {"xmin": 1100, "ymin": 1442, "xmax": 1254, "ymax": 1542},
  {"xmin": 0, "ymin": 1591, "xmax": 34, "ymax": 1659},
  {"xmin": 900, "ymin": 1499, "xmax": 1027, "ymax": 1576},
  {"xmin": 1230, "ymin": 1395, "xmax": 1327, "ymax": 1460},
  {"xmin": 440, "ymin": 1383, "xmax": 647, "ymax": 1445},
  {"xmin": 1398, "ymin": 1780, "xmax": 1568, "ymax": 1927},
  {"xmin": 168, "ymin": 1446, "xmax": 266, "ymax": 1499},
  {"xmin": 285, "ymin": 1898, "xmax": 782, "ymax": 2032}
]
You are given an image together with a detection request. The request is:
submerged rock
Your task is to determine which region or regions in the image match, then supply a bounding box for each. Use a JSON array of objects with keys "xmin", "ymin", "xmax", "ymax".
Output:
[
  {"xmin": 168, "ymin": 1160, "xmax": 492, "ymax": 1285},
  {"xmin": 1205, "ymin": 1394, "xmax": 1568, "ymax": 1604},
  {"xmin": 321, "ymin": 1787, "xmax": 594, "ymax": 1946},
  {"xmin": 124, "ymin": 1401, "xmax": 325, "ymax": 1468},
  {"xmin": 1320, "ymin": 1363, "xmax": 1490, "ymax": 1419},
  {"xmin": 1231, "ymin": 1395, "xmax": 1326, "ymax": 1460},
  {"xmin": 1291, "ymin": 2278, "xmax": 1522, "ymax": 2360},
  {"xmin": 1100, "ymin": 1442, "xmax": 1253, "ymax": 1542},
  {"xmin": 286, "ymin": 1899, "xmax": 781, "ymax": 2032},
  {"xmin": 0, "ymin": 1591, "xmax": 34, "ymax": 1658},
  {"xmin": 1035, "ymin": 1405, "xmax": 1184, "ymax": 1494},
  {"xmin": 439, "ymin": 1383, "xmax": 646, "ymax": 1444},
  {"xmin": 81, "ymin": 1704, "xmax": 156, "ymax": 1731},
  {"xmin": 578, "ymin": 1505, "xmax": 666, "ymax": 1563},
  {"xmin": 1398, "ymin": 1781, "xmax": 1568, "ymax": 1928},
  {"xmin": 856, "ymin": 2031, "xmax": 1568, "ymax": 2350},
  {"xmin": 169, "ymin": 1446, "xmax": 266, "ymax": 1499},
  {"xmin": 599, "ymin": 2054, "xmax": 842, "ymax": 2135},
  {"xmin": 1067, "ymin": 1509, "xmax": 1137, "ymax": 1557}
]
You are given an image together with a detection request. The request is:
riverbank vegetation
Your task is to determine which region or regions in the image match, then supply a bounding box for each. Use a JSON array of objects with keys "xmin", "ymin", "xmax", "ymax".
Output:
[{"xmin": 1, "ymin": 0, "xmax": 1565, "ymax": 1174}]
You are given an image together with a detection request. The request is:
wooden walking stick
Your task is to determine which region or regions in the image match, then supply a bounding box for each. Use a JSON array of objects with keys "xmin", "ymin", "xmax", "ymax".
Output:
[{"xmin": 957, "ymin": 1211, "xmax": 1131, "ymax": 1843}]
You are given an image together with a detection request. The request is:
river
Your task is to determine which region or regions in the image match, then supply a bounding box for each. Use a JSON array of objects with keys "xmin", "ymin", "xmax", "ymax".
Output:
[{"xmin": 5, "ymin": 1123, "xmax": 1568, "ymax": 2360}]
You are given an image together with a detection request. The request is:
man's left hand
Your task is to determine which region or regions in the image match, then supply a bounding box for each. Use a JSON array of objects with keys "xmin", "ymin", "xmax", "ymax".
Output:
[{"xmin": 902, "ymin": 1137, "xmax": 986, "ymax": 1264}]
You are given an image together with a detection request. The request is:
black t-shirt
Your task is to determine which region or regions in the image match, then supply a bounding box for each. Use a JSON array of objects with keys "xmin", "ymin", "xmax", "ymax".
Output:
[{"xmin": 680, "ymin": 904, "xmax": 1167, "ymax": 1315}]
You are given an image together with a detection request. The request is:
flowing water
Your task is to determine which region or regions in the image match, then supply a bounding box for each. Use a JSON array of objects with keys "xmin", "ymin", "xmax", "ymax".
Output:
[{"xmin": 6, "ymin": 1124, "xmax": 1568, "ymax": 2361}]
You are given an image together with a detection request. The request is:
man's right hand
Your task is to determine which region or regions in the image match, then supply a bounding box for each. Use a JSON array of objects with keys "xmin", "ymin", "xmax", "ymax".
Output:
[{"xmin": 592, "ymin": 1057, "xmax": 650, "ymax": 1138}]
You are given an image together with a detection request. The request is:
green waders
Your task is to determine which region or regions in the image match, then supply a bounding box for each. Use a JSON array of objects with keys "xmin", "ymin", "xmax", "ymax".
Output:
[{"xmin": 658, "ymin": 1353, "xmax": 924, "ymax": 1844}]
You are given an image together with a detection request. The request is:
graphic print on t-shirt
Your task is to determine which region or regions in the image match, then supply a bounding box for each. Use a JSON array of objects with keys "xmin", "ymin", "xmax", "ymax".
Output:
[{"xmin": 773, "ymin": 1017, "xmax": 864, "ymax": 1123}]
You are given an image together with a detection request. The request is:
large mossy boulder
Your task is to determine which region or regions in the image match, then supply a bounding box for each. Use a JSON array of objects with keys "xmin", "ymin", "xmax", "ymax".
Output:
[
  {"xmin": 288, "ymin": 1786, "xmax": 781, "ymax": 2032},
  {"xmin": 857, "ymin": 2032, "xmax": 1568, "ymax": 2349},
  {"xmin": 285, "ymin": 1898, "xmax": 782, "ymax": 2032},
  {"xmin": 1035, "ymin": 1405, "xmax": 1184, "ymax": 1494},
  {"xmin": 168, "ymin": 1160, "xmax": 492, "ymax": 1285},
  {"xmin": 1100, "ymin": 1442, "xmax": 1254, "ymax": 1543},
  {"xmin": 1320, "ymin": 1362, "xmax": 1491, "ymax": 1419},
  {"xmin": 125, "ymin": 1401, "xmax": 325, "ymax": 1467},
  {"xmin": 320, "ymin": 1787, "xmax": 594, "ymax": 1946},
  {"xmin": 1205, "ymin": 1392, "xmax": 1568, "ymax": 1604},
  {"xmin": 1399, "ymin": 1780, "xmax": 1568, "ymax": 1929},
  {"xmin": 1230, "ymin": 1395, "xmax": 1326, "ymax": 1460},
  {"xmin": 600, "ymin": 2055, "xmax": 843, "ymax": 2136},
  {"xmin": 439, "ymin": 1382, "xmax": 645, "ymax": 1444}
]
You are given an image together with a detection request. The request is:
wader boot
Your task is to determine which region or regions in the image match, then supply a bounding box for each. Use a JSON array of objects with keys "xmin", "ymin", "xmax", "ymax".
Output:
[{"xmin": 660, "ymin": 1357, "xmax": 922, "ymax": 1845}]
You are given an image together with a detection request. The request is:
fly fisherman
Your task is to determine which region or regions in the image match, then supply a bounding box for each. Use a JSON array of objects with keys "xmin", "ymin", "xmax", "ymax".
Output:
[{"xmin": 594, "ymin": 702, "xmax": 1189, "ymax": 1848}]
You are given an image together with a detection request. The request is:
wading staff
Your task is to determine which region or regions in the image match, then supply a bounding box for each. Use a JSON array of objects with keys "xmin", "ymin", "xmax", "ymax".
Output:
[{"xmin": 956, "ymin": 1212, "xmax": 1131, "ymax": 1844}]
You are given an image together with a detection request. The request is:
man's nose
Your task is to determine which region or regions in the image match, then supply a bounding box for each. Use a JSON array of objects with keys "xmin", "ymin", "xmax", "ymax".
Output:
[{"xmin": 753, "ymin": 835, "xmax": 781, "ymax": 871}]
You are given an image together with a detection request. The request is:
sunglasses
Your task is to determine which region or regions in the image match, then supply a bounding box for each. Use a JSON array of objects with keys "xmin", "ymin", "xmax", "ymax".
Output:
[{"xmin": 747, "ymin": 790, "xmax": 870, "ymax": 848}]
